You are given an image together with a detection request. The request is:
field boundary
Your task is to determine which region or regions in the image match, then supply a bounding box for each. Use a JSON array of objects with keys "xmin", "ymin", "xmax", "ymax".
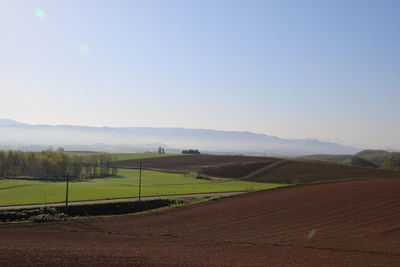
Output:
[{"xmin": 0, "ymin": 191, "xmax": 247, "ymax": 210}]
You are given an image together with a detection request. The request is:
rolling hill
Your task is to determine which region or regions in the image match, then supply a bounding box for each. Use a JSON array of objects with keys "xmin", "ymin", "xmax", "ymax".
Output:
[{"xmin": 113, "ymin": 154, "xmax": 400, "ymax": 183}]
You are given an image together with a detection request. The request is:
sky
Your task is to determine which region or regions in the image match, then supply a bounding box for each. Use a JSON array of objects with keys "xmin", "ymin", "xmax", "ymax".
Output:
[{"xmin": 1, "ymin": 0, "xmax": 399, "ymax": 150}]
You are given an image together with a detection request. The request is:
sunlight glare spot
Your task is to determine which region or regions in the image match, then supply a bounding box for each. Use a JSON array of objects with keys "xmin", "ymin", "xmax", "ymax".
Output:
[
  {"xmin": 78, "ymin": 43, "xmax": 91, "ymax": 55},
  {"xmin": 307, "ymin": 229, "xmax": 317, "ymax": 239},
  {"xmin": 35, "ymin": 9, "xmax": 47, "ymax": 19}
]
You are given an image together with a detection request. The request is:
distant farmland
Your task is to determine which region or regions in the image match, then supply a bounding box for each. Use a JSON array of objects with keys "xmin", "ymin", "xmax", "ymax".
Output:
[{"xmin": 113, "ymin": 154, "xmax": 400, "ymax": 183}]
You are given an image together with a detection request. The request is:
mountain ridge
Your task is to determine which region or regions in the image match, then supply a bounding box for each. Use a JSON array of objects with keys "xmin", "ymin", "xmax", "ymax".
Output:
[{"xmin": 0, "ymin": 118, "xmax": 360, "ymax": 155}]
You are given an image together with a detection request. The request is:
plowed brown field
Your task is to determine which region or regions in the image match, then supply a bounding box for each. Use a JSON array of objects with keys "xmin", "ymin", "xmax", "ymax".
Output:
[
  {"xmin": 113, "ymin": 154, "xmax": 278, "ymax": 172},
  {"xmin": 1, "ymin": 179, "xmax": 400, "ymax": 266},
  {"xmin": 113, "ymin": 154, "xmax": 400, "ymax": 183}
]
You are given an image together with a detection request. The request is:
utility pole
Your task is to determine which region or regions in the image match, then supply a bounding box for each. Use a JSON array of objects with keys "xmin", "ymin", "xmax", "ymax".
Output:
[
  {"xmin": 138, "ymin": 160, "xmax": 142, "ymax": 202},
  {"xmin": 65, "ymin": 175, "xmax": 70, "ymax": 212}
]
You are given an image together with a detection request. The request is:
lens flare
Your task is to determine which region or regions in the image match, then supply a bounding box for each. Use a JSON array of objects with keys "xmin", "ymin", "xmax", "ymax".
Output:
[
  {"xmin": 35, "ymin": 9, "xmax": 47, "ymax": 19},
  {"xmin": 78, "ymin": 43, "xmax": 90, "ymax": 55},
  {"xmin": 307, "ymin": 229, "xmax": 317, "ymax": 239}
]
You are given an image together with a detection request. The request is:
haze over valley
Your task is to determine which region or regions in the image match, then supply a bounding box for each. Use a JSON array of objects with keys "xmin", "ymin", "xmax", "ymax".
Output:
[{"xmin": 0, "ymin": 118, "xmax": 360, "ymax": 155}]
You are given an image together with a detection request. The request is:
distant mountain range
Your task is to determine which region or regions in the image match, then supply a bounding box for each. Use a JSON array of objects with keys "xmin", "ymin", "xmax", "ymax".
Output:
[{"xmin": 0, "ymin": 119, "xmax": 360, "ymax": 155}]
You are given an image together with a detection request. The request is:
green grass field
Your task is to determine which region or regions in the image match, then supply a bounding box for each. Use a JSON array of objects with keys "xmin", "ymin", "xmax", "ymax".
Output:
[
  {"xmin": 65, "ymin": 152, "xmax": 182, "ymax": 161},
  {"xmin": 0, "ymin": 169, "xmax": 286, "ymax": 206}
]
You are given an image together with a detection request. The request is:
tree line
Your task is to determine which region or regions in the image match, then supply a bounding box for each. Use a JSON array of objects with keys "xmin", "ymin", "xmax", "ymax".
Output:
[
  {"xmin": 182, "ymin": 149, "xmax": 200, "ymax": 154},
  {"xmin": 0, "ymin": 150, "xmax": 118, "ymax": 180}
]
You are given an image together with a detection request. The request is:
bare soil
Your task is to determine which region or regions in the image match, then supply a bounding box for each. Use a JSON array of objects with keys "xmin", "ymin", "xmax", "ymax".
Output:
[
  {"xmin": 0, "ymin": 179, "xmax": 399, "ymax": 266},
  {"xmin": 113, "ymin": 154, "xmax": 277, "ymax": 172},
  {"xmin": 243, "ymin": 159, "xmax": 400, "ymax": 183}
]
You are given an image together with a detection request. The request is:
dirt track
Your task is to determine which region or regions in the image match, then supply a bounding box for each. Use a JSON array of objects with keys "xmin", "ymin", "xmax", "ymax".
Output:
[{"xmin": 1, "ymin": 179, "xmax": 400, "ymax": 266}]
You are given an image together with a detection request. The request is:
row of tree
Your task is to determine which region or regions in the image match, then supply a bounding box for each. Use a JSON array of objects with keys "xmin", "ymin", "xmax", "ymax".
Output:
[
  {"xmin": 182, "ymin": 149, "xmax": 200, "ymax": 154},
  {"xmin": 0, "ymin": 150, "xmax": 118, "ymax": 179}
]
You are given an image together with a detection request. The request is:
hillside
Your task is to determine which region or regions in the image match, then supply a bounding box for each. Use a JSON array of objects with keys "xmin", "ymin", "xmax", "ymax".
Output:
[
  {"xmin": 113, "ymin": 154, "xmax": 400, "ymax": 183},
  {"xmin": 298, "ymin": 154, "xmax": 355, "ymax": 164},
  {"xmin": 113, "ymin": 154, "xmax": 278, "ymax": 171},
  {"xmin": 356, "ymin": 150, "xmax": 400, "ymax": 165},
  {"xmin": 300, "ymin": 149, "xmax": 400, "ymax": 170},
  {"xmin": 1, "ymin": 179, "xmax": 399, "ymax": 265},
  {"xmin": 240, "ymin": 159, "xmax": 400, "ymax": 183}
]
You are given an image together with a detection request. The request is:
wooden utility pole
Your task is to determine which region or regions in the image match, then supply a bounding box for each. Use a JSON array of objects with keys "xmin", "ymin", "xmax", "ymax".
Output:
[
  {"xmin": 65, "ymin": 175, "xmax": 70, "ymax": 211},
  {"xmin": 138, "ymin": 160, "xmax": 142, "ymax": 201}
]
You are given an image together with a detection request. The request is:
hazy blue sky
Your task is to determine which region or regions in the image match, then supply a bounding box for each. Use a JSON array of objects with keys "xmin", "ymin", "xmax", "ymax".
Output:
[{"xmin": 1, "ymin": 0, "xmax": 399, "ymax": 149}]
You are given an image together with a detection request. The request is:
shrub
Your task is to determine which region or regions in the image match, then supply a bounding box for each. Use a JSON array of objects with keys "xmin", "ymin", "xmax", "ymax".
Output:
[
  {"xmin": 0, "ymin": 199, "xmax": 185, "ymax": 223},
  {"xmin": 0, "ymin": 207, "xmax": 66, "ymax": 222}
]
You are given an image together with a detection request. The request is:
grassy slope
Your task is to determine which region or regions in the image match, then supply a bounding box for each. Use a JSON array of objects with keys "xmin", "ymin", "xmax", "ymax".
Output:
[
  {"xmin": 0, "ymin": 169, "xmax": 285, "ymax": 206},
  {"xmin": 65, "ymin": 152, "xmax": 182, "ymax": 161}
]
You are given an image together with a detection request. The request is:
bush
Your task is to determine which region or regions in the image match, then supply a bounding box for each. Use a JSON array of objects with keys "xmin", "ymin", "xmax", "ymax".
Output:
[
  {"xmin": 29, "ymin": 212, "xmax": 67, "ymax": 222},
  {"xmin": 0, "ymin": 207, "xmax": 66, "ymax": 222},
  {"xmin": 0, "ymin": 199, "xmax": 185, "ymax": 223},
  {"xmin": 63, "ymin": 199, "xmax": 185, "ymax": 217}
]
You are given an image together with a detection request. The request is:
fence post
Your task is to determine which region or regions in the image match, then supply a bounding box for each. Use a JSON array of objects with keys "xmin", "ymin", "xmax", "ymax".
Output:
[
  {"xmin": 138, "ymin": 160, "xmax": 142, "ymax": 202},
  {"xmin": 65, "ymin": 175, "xmax": 70, "ymax": 212}
]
